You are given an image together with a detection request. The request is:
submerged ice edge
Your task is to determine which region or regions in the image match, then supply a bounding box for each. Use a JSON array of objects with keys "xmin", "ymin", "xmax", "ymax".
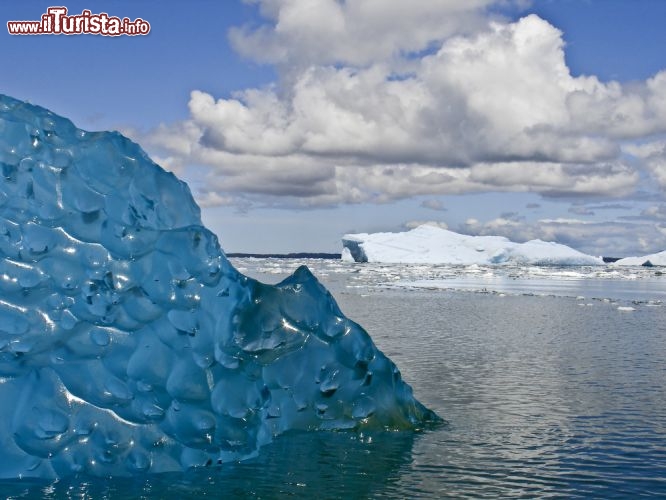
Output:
[{"xmin": 0, "ymin": 94, "xmax": 438, "ymax": 479}]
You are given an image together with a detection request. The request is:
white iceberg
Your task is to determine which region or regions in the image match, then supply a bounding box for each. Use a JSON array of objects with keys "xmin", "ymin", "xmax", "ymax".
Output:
[
  {"xmin": 613, "ymin": 250, "xmax": 666, "ymax": 267},
  {"xmin": 342, "ymin": 224, "xmax": 603, "ymax": 266}
]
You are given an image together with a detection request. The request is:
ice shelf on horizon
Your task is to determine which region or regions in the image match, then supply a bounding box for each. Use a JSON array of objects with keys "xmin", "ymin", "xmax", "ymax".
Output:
[
  {"xmin": 0, "ymin": 94, "xmax": 438, "ymax": 479},
  {"xmin": 342, "ymin": 224, "xmax": 604, "ymax": 265}
]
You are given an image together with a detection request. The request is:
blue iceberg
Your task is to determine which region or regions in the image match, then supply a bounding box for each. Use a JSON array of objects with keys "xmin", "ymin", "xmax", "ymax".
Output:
[{"xmin": 0, "ymin": 95, "xmax": 438, "ymax": 478}]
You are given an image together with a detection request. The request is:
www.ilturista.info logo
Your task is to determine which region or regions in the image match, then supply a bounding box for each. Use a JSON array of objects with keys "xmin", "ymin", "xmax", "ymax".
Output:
[{"xmin": 7, "ymin": 6, "xmax": 150, "ymax": 36}]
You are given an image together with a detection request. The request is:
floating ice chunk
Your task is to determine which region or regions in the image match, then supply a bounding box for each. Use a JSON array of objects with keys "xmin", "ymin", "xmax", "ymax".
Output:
[
  {"xmin": 342, "ymin": 224, "xmax": 603, "ymax": 265},
  {"xmin": 614, "ymin": 250, "xmax": 666, "ymax": 267},
  {"xmin": 0, "ymin": 95, "xmax": 438, "ymax": 479}
]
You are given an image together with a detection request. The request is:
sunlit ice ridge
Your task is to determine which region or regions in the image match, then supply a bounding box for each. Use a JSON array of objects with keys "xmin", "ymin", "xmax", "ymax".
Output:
[{"xmin": 0, "ymin": 94, "xmax": 438, "ymax": 479}]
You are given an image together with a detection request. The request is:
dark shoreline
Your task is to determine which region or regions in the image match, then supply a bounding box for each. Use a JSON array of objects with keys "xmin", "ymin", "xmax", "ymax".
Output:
[{"xmin": 227, "ymin": 252, "xmax": 342, "ymax": 260}]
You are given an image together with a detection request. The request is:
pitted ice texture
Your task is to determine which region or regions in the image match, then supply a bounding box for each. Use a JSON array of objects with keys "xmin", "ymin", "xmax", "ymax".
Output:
[{"xmin": 0, "ymin": 95, "xmax": 438, "ymax": 479}]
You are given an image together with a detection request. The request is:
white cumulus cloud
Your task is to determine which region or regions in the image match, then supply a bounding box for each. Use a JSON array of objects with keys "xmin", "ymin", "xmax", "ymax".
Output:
[
  {"xmin": 229, "ymin": 0, "xmax": 503, "ymax": 68},
  {"xmin": 138, "ymin": 3, "xmax": 666, "ymax": 210},
  {"xmin": 460, "ymin": 216, "xmax": 666, "ymax": 257}
]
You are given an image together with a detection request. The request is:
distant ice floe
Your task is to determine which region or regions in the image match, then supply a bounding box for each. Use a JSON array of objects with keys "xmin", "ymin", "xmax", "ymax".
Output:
[
  {"xmin": 233, "ymin": 257, "xmax": 666, "ymax": 305},
  {"xmin": 614, "ymin": 250, "xmax": 666, "ymax": 267},
  {"xmin": 342, "ymin": 224, "xmax": 604, "ymax": 266}
]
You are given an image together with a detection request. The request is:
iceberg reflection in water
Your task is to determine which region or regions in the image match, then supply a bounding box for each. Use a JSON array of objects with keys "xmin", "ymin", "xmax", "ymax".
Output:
[{"xmin": 0, "ymin": 430, "xmax": 421, "ymax": 498}]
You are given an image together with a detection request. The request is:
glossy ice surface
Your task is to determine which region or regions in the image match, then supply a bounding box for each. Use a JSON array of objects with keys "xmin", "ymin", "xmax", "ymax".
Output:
[{"xmin": 0, "ymin": 95, "xmax": 437, "ymax": 479}]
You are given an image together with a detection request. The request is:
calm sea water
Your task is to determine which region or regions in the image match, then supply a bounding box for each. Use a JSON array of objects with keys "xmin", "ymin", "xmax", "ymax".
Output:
[{"xmin": 3, "ymin": 259, "xmax": 666, "ymax": 498}]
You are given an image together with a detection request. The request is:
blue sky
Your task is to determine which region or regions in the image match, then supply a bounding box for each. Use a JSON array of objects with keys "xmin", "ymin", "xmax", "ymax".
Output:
[{"xmin": 3, "ymin": 1, "xmax": 666, "ymax": 256}]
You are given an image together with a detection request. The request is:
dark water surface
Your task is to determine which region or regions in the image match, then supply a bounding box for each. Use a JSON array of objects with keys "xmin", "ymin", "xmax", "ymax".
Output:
[{"xmin": 3, "ymin": 260, "xmax": 666, "ymax": 498}]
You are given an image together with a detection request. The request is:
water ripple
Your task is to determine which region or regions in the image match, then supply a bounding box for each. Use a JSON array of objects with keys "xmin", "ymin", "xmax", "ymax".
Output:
[{"xmin": 4, "ymin": 258, "xmax": 665, "ymax": 498}]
